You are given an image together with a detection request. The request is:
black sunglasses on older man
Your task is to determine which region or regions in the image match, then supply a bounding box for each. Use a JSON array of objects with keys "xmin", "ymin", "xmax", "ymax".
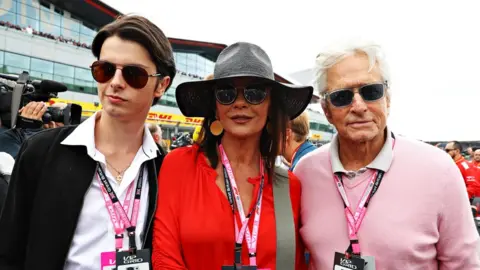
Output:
[{"xmin": 322, "ymin": 82, "xmax": 388, "ymax": 108}]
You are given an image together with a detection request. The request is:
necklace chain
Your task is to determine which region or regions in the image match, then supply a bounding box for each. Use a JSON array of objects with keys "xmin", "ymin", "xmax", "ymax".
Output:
[{"xmin": 105, "ymin": 160, "xmax": 130, "ymax": 183}]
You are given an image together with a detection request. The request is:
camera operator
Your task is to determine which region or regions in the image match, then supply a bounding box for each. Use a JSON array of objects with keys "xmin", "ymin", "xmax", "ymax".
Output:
[{"xmin": 0, "ymin": 101, "xmax": 65, "ymax": 158}]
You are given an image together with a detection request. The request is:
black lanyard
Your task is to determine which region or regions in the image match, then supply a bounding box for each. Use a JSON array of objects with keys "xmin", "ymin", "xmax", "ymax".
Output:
[
  {"xmin": 223, "ymin": 166, "xmax": 265, "ymax": 267},
  {"xmin": 96, "ymin": 162, "xmax": 145, "ymax": 252}
]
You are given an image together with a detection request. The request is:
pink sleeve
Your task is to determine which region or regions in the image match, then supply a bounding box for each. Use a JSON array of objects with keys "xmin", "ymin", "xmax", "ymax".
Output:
[{"xmin": 437, "ymin": 165, "xmax": 480, "ymax": 270}]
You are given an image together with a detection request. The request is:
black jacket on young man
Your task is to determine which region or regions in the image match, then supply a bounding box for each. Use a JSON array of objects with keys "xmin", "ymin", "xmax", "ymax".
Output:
[{"xmin": 0, "ymin": 125, "xmax": 165, "ymax": 270}]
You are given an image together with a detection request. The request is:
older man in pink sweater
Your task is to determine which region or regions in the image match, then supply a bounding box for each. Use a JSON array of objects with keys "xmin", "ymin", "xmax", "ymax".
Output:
[{"xmin": 294, "ymin": 40, "xmax": 480, "ymax": 270}]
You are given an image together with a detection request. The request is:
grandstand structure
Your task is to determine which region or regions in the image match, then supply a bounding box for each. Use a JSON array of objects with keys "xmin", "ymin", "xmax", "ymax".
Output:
[{"xmin": 0, "ymin": 0, "xmax": 335, "ymax": 143}]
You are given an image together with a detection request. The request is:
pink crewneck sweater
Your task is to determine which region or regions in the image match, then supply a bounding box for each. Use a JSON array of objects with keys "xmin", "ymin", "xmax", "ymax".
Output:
[{"xmin": 294, "ymin": 134, "xmax": 480, "ymax": 270}]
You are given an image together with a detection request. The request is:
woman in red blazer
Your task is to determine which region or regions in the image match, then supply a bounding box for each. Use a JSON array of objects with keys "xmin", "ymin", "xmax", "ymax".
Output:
[{"xmin": 152, "ymin": 42, "xmax": 313, "ymax": 270}]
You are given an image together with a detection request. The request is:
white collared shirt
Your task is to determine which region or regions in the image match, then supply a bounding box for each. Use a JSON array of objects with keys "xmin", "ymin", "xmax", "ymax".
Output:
[{"xmin": 61, "ymin": 111, "xmax": 158, "ymax": 270}]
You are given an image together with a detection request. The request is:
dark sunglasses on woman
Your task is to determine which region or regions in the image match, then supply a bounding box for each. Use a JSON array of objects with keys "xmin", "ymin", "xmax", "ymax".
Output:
[
  {"xmin": 214, "ymin": 84, "xmax": 267, "ymax": 105},
  {"xmin": 90, "ymin": 60, "xmax": 163, "ymax": 89},
  {"xmin": 322, "ymin": 82, "xmax": 388, "ymax": 108}
]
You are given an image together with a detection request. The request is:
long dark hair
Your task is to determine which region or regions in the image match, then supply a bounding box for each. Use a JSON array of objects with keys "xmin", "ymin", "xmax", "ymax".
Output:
[{"xmin": 197, "ymin": 89, "xmax": 288, "ymax": 182}]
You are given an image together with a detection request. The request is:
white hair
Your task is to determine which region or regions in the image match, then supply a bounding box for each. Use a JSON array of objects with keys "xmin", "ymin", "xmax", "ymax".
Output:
[{"xmin": 313, "ymin": 39, "xmax": 391, "ymax": 96}]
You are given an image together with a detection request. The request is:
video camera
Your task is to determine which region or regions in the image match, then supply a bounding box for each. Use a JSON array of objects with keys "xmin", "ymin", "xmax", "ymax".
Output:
[{"xmin": 0, "ymin": 71, "xmax": 82, "ymax": 129}]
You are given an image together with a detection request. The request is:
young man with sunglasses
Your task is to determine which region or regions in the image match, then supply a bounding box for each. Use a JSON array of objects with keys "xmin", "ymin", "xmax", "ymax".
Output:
[
  {"xmin": 0, "ymin": 15, "xmax": 175, "ymax": 270},
  {"xmin": 294, "ymin": 40, "xmax": 480, "ymax": 269}
]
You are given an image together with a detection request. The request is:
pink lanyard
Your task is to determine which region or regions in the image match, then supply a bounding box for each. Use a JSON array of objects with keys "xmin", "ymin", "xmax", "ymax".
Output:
[
  {"xmin": 334, "ymin": 170, "xmax": 384, "ymax": 256},
  {"xmin": 219, "ymin": 144, "xmax": 264, "ymax": 267},
  {"xmin": 334, "ymin": 134, "xmax": 395, "ymax": 257},
  {"xmin": 96, "ymin": 163, "xmax": 145, "ymax": 252}
]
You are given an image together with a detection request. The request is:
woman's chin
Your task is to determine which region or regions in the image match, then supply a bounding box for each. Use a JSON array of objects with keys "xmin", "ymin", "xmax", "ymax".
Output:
[{"xmin": 224, "ymin": 127, "xmax": 263, "ymax": 139}]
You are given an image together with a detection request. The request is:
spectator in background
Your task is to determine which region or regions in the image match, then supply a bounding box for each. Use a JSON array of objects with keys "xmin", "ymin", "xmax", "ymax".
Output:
[
  {"xmin": 468, "ymin": 146, "xmax": 474, "ymax": 159},
  {"xmin": 281, "ymin": 112, "xmax": 316, "ymax": 265},
  {"xmin": 0, "ymin": 20, "xmax": 91, "ymax": 49},
  {"xmin": 445, "ymin": 141, "xmax": 480, "ymax": 200},
  {"xmin": 26, "ymin": 25, "xmax": 33, "ymax": 35},
  {"xmin": 472, "ymin": 149, "xmax": 480, "ymax": 168},
  {"xmin": 148, "ymin": 123, "xmax": 168, "ymax": 152},
  {"xmin": 295, "ymin": 39, "xmax": 479, "ymax": 269},
  {"xmin": 148, "ymin": 123, "xmax": 162, "ymax": 143},
  {"xmin": 282, "ymin": 111, "xmax": 317, "ymax": 171}
]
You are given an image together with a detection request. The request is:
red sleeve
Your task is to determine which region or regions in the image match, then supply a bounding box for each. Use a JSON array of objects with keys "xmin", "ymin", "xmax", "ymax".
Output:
[
  {"xmin": 458, "ymin": 161, "xmax": 478, "ymax": 198},
  {"xmin": 456, "ymin": 162, "xmax": 467, "ymax": 180},
  {"xmin": 466, "ymin": 165, "xmax": 480, "ymax": 198},
  {"xmin": 152, "ymin": 148, "xmax": 192, "ymax": 270},
  {"xmin": 456, "ymin": 162, "xmax": 470, "ymax": 192},
  {"xmin": 464, "ymin": 162, "xmax": 477, "ymax": 179},
  {"xmin": 288, "ymin": 172, "xmax": 307, "ymax": 270}
]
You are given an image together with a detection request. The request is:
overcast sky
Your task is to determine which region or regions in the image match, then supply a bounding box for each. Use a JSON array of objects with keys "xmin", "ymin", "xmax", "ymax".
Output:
[{"xmin": 104, "ymin": 0, "xmax": 480, "ymax": 141}]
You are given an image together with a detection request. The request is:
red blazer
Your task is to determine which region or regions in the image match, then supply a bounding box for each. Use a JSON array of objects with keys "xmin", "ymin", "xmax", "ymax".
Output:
[{"xmin": 152, "ymin": 145, "xmax": 306, "ymax": 270}]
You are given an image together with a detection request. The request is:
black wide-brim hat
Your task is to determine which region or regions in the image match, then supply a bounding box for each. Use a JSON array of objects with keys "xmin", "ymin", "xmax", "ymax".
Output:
[{"xmin": 176, "ymin": 42, "xmax": 313, "ymax": 120}]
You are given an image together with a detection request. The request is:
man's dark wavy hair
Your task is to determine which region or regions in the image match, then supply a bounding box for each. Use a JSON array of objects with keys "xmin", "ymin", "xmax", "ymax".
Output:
[{"xmin": 91, "ymin": 15, "xmax": 176, "ymax": 105}]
